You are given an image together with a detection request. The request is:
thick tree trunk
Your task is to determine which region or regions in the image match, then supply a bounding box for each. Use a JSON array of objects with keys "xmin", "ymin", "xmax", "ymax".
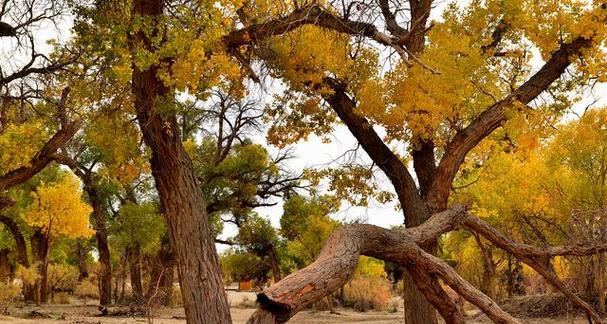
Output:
[
  {"xmin": 128, "ymin": 244, "xmax": 143, "ymax": 301},
  {"xmin": 403, "ymin": 213, "xmax": 437, "ymax": 324},
  {"xmin": 88, "ymin": 190, "xmax": 112, "ymax": 306},
  {"xmin": 128, "ymin": 0, "xmax": 231, "ymax": 322},
  {"xmin": 402, "ymin": 269, "xmax": 437, "ymax": 323},
  {"xmin": 0, "ymin": 248, "xmax": 10, "ymax": 282},
  {"xmin": 246, "ymin": 212, "xmax": 518, "ymax": 324},
  {"xmin": 76, "ymin": 239, "xmax": 89, "ymax": 281},
  {"xmin": 31, "ymin": 230, "xmax": 50, "ymax": 304}
]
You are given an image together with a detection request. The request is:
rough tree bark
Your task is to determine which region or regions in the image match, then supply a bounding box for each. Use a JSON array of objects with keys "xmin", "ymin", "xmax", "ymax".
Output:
[
  {"xmin": 247, "ymin": 210, "xmax": 607, "ymax": 324},
  {"xmin": 246, "ymin": 209, "xmax": 519, "ymax": 324},
  {"xmin": 89, "ymin": 188, "xmax": 112, "ymax": 305},
  {"xmin": 31, "ymin": 229, "xmax": 50, "ymax": 304},
  {"xmin": 128, "ymin": 0, "xmax": 231, "ymax": 322},
  {"xmin": 128, "ymin": 244, "xmax": 144, "ymax": 302},
  {"xmin": 76, "ymin": 239, "xmax": 89, "ymax": 281}
]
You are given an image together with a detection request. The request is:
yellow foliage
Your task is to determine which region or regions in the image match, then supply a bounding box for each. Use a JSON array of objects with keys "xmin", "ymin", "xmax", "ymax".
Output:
[
  {"xmin": 343, "ymin": 277, "xmax": 392, "ymax": 312},
  {"xmin": 23, "ymin": 174, "xmax": 94, "ymax": 239},
  {"xmin": 354, "ymin": 256, "xmax": 387, "ymax": 279},
  {"xmin": 16, "ymin": 264, "xmax": 40, "ymax": 286},
  {"xmin": 0, "ymin": 282, "xmax": 20, "ymax": 301},
  {"xmin": 0, "ymin": 121, "xmax": 48, "ymax": 172}
]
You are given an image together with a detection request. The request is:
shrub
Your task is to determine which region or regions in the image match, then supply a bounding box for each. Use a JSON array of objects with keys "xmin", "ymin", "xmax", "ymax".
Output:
[
  {"xmin": 53, "ymin": 292, "xmax": 71, "ymax": 304},
  {"xmin": 170, "ymin": 286, "xmax": 182, "ymax": 307},
  {"xmin": 343, "ymin": 277, "xmax": 392, "ymax": 312},
  {"xmin": 75, "ymin": 280, "xmax": 99, "ymax": 300},
  {"xmin": 0, "ymin": 282, "xmax": 20, "ymax": 314},
  {"xmin": 15, "ymin": 264, "xmax": 39, "ymax": 286},
  {"xmin": 387, "ymin": 299, "xmax": 399, "ymax": 313},
  {"xmin": 48, "ymin": 264, "xmax": 79, "ymax": 293}
]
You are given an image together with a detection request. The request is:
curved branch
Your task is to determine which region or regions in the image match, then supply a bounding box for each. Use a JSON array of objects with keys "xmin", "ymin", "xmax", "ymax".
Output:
[
  {"xmin": 0, "ymin": 119, "xmax": 81, "ymax": 191},
  {"xmin": 427, "ymin": 35, "xmax": 594, "ymax": 209},
  {"xmin": 0, "ymin": 215, "xmax": 29, "ymax": 268},
  {"xmin": 322, "ymin": 77, "xmax": 427, "ymax": 223},
  {"xmin": 246, "ymin": 208, "xmax": 518, "ymax": 324},
  {"xmin": 463, "ymin": 214, "xmax": 607, "ymax": 323},
  {"xmin": 224, "ymin": 4, "xmax": 407, "ymax": 59}
]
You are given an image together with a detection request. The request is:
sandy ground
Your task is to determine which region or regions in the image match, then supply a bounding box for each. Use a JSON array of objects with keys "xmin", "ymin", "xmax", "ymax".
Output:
[{"xmin": 0, "ymin": 292, "xmax": 593, "ymax": 323}]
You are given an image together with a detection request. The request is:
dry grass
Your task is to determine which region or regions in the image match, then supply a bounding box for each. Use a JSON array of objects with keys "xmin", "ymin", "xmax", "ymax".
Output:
[
  {"xmin": 52, "ymin": 292, "xmax": 71, "ymax": 304},
  {"xmin": 343, "ymin": 277, "xmax": 392, "ymax": 312},
  {"xmin": 74, "ymin": 281, "xmax": 99, "ymax": 300}
]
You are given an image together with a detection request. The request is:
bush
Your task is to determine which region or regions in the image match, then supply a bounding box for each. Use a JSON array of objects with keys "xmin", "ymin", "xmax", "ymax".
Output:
[
  {"xmin": 53, "ymin": 292, "xmax": 71, "ymax": 304},
  {"xmin": 48, "ymin": 264, "xmax": 79, "ymax": 293},
  {"xmin": 15, "ymin": 264, "xmax": 39, "ymax": 286},
  {"xmin": 75, "ymin": 280, "xmax": 99, "ymax": 300},
  {"xmin": 0, "ymin": 282, "xmax": 20, "ymax": 314},
  {"xmin": 170, "ymin": 286, "xmax": 182, "ymax": 307},
  {"xmin": 343, "ymin": 277, "xmax": 392, "ymax": 312},
  {"xmin": 387, "ymin": 299, "xmax": 399, "ymax": 313}
]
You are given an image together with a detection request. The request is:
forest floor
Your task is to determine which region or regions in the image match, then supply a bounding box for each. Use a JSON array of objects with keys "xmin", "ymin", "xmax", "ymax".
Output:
[{"xmin": 0, "ymin": 291, "xmax": 593, "ymax": 323}]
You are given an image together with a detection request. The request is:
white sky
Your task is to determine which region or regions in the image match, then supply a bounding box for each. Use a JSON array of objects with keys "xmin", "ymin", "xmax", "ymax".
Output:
[{"xmin": 7, "ymin": 0, "xmax": 606, "ymax": 252}]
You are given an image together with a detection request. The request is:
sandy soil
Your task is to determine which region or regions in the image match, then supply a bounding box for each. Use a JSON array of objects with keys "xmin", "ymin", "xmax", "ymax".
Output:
[{"xmin": 0, "ymin": 292, "xmax": 592, "ymax": 323}]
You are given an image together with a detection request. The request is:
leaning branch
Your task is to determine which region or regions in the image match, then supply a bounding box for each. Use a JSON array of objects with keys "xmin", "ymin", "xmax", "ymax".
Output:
[
  {"xmin": 0, "ymin": 89, "xmax": 80, "ymax": 191},
  {"xmin": 427, "ymin": 35, "xmax": 594, "ymax": 209},
  {"xmin": 246, "ymin": 208, "xmax": 519, "ymax": 324}
]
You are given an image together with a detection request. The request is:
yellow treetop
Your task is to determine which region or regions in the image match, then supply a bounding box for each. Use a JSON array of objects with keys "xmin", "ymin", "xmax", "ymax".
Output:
[{"xmin": 23, "ymin": 174, "xmax": 94, "ymax": 239}]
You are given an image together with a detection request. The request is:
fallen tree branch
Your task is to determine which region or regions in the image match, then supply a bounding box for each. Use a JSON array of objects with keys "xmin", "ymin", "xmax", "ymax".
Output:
[
  {"xmin": 247, "ymin": 207, "xmax": 607, "ymax": 324},
  {"xmin": 463, "ymin": 215, "xmax": 607, "ymax": 323},
  {"xmin": 246, "ymin": 207, "xmax": 518, "ymax": 324}
]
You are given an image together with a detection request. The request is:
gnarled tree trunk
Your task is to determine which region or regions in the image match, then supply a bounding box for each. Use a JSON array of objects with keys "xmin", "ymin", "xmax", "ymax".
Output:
[
  {"xmin": 128, "ymin": 0, "xmax": 231, "ymax": 321},
  {"xmin": 31, "ymin": 229, "xmax": 50, "ymax": 304},
  {"xmin": 88, "ymin": 189, "xmax": 112, "ymax": 306},
  {"xmin": 128, "ymin": 244, "xmax": 143, "ymax": 301},
  {"xmin": 247, "ymin": 209, "xmax": 607, "ymax": 324},
  {"xmin": 246, "ymin": 209, "xmax": 518, "ymax": 324},
  {"xmin": 76, "ymin": 239, "xmax": 89, "ymax": 281}
]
